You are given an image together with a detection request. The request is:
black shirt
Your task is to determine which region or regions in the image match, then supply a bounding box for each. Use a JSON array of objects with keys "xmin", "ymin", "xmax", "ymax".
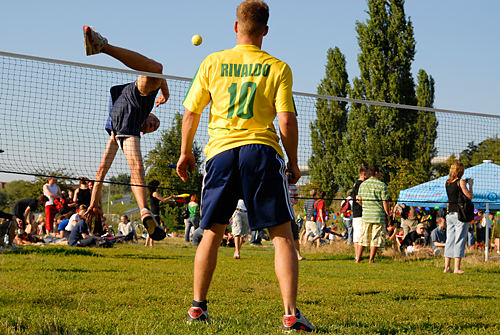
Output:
[
  {"xmin": 352, "ymin": 180, "xmax": 363, "ymax": 218},
  {"xmin": 401, "ymin": 231, "xmax": 425, "ymax": 248},
  {"xmin": 446, "ymin": 179, "xmax": 460, "ymax": 213},
  {"xmin": 150, "ymin": 193, "xmax": 160, "ymax": 216},
  {"xmin": 12, "ymin": 198, "xmax": 38, "ymax": 219},
  {"xmin": 76, "ymin": 188, "xmax": 91, "ymax": 207}
]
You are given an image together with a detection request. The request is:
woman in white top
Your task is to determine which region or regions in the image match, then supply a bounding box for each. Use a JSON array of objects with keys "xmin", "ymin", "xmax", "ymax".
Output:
[{"xmin": 43, "ymin": 176, "xmax": 61, "ymax": 233}]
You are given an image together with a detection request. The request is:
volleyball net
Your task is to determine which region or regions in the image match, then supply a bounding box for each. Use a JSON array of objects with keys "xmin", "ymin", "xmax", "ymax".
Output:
[{"xmin": 1, "ymin": 51, "xmax": 500, "ymax": 207}]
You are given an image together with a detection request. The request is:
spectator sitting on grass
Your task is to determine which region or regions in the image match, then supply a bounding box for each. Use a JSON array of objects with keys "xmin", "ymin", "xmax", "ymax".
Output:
[
  {"xmin": 69, "ymin": 208, "xmax": 99, "ymax": 247},
  {"xmin": 12, "ymin": 195, "xmax": 48, "ymax": 235},
  {"xmin": 44, "ymin": 214, "xmax": 71, "ymax": 244},
  {"xmin": 117, "ymin": 215, "xmax": 135, "ymax": 242},
  {"xmin": 431, "ymin": 217, "xmax": 447, "ymax": 255},
  {"xmin": 386, "ymin": 221, "xmax": 398, "ymax": 249},
  {"xmin": 405, "ymin": 238, "xmax": 433, "ymax": 256},
  {"xmin": 0, "ymin": 211, "xmax": 15, "ymax": 249},
  {"xmin": 400, "ymin": 223, "xmax": 426, "ymax": 251},
  {"xmin": 66, "ymin": 205, "xmax": 86, "ymax": 238}
]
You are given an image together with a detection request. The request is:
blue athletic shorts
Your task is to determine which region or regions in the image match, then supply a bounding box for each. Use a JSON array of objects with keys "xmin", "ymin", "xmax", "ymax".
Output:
[
  {"xmin": 200, "ymin": 144, "xmax": 294, "ymax": 231},
  {"xmin": 105, "ymin": 82, "xmax": 159, "ymax": 137}
]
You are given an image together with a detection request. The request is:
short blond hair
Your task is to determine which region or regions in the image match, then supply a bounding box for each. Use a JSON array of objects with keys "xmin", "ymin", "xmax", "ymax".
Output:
[{"xmin": 236, "ymin": 0, "xmax": 269, "ymax": 37}]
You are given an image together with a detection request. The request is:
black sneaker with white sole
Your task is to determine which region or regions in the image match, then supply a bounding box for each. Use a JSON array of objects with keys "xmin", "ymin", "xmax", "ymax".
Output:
[{"xmin": 141, "ymin": 209, "xmax": 166, "ymax": 241}]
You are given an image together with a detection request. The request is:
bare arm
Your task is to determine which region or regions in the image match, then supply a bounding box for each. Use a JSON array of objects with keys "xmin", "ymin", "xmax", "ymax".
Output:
[
  {"xmin": 277, "ymin": 112, "xmax": 300, "ymax": 184},
  {"xmin": 43, "ymin": 184, "xmax": 57, "ymax": 198},
  {"xmin": 153, "ymin": 192, "xmax": 174, "ymax": 203},
  {"xmin": 176, "ymin": 109, "xmax": 201, "ymax": 182},
  {"xmin": 155, "ymin": 79, "xmax": 170, "ymax": 107},
  {"xmin": 383, "ymin": 200, "xmax": 391, "ymax": 217},
  {"xmin": 73, "ymin": 188, "xmax": 79, "ymax": 202},
  {"xmin": 459, "ymin": 179, "xmax": 473, "ymax": 200}
]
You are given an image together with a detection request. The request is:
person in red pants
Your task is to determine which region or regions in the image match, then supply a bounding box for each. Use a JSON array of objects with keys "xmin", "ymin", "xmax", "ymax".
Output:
[{"xmin": 43, "ymin": 176, "xmax": 61, "ymax": 233}]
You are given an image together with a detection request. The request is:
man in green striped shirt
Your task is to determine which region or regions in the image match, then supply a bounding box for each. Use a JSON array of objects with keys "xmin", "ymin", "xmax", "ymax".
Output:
[{"xmin": 356, "ymin": 165, "xmax": 390, "ymax": 263}]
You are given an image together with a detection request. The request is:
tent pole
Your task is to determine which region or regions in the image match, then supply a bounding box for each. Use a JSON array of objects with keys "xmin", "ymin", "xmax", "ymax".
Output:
[{"xmin": 485, "ymin": 203, "xmax": 489, "ymax": 262}]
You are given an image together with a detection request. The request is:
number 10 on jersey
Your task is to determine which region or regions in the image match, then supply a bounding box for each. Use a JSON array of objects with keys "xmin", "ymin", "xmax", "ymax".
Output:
[{"xmin": 227, "ymin": 82, "xmax": 256, "ymax": 119}]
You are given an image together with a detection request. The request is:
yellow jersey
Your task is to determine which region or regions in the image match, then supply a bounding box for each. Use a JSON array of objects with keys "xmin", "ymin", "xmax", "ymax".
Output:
[{"xmin": 183, "ymin": 44, "xmax": 296, "ymax": 160}]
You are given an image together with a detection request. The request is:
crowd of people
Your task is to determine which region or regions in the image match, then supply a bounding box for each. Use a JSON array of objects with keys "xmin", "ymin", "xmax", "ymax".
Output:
[{"xmin": 0, "ymin": 176, "xmax": 183, "ymax": 250}]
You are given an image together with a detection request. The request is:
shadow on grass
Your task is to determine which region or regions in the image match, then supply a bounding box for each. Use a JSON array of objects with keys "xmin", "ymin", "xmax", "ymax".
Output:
[
  {"xmin": 45, "ymin": 268, "xmax": 124, "ymax": 273},
  {"xmin": 307, "ymin": 254, "xmax": 355, "ymax": 261},
  {"xmin": 111, "ymin": 253, "xmax": 190, "ymax": 260},
  {"xmin": 353, "ymin": 290, "xmax": 382, "ymax": 296},
  {"xmin": 434, "ymin": 293, "xmax": 497, "ymax": 300},
  {"xmin": 4, "ymin": 246, "xmax": 100, "ymax": 257}
]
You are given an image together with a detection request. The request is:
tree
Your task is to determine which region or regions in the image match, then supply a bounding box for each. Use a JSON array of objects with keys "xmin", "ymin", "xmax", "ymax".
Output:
[
  {"xmin": 460, "ymin": 137, "xmax": 500, "ymax": 167},
  {"xmin": 108, "ymin": 173, "xmax": 132, "ymax": 195},
  {"xmin": 413, "ymin": 69, "xmax": 437, "ymax": 180},
  {"xmin": 336, "ymin": 0, "xmax": 436, "ymax": 198},
  {"xmin": 309, "ymin": 47, "xmax": 350, "ymax": 199},
  {"xmin": 144, "ymin": 113, "xmax": 204, "ymax": 230}
]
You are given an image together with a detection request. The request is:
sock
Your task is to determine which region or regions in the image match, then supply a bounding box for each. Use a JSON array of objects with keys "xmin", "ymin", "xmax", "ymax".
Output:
[{"xmin": 192, "ymin": 300, "xmax": 208, "ymax": 311}]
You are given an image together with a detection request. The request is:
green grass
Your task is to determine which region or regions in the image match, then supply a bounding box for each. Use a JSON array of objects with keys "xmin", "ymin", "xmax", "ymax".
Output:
[{"xmin": 0, "ymin": 240, "xmax": 499, "ymax": 335}]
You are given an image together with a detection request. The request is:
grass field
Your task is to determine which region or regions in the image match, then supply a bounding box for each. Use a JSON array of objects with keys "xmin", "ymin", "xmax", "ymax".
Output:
[{"xmin": 1, "ymin": 239, "xmax": 499, "ymax": 335}]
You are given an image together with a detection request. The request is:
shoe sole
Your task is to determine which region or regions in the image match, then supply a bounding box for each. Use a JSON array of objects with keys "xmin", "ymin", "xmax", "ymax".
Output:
[
  {"xmin": 83, "ymin": 26, "xmax": 93, "ymax": 56},
  {"xmin": 142, "ymin": 215, "xmax": 166, "ymax": 241},
  {"xmin": 83, "ymin": 26, "xmax": 99, "ymax": 56}
]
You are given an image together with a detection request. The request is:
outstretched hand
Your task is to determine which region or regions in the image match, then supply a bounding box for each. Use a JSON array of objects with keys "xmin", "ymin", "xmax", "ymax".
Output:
[
  {"xmin": 176, "ymin": 153, "xmax": 196, "ymax": 182},
  {"xmin": 84, "ymin": 207, "xmax": 102, "ymax": 221}
]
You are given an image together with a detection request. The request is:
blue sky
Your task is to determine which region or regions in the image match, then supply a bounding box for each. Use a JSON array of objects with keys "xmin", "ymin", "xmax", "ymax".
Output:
[
  {"xmin": 0, "ymin": 0, "xmax": 499, "ymax": 182},
  {"xmin": 1, "ymin": 0, "xmax": 498, "ymax": 115}
]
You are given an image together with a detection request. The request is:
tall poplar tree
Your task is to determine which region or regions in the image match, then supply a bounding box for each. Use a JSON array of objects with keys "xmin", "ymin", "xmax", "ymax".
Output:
[
  {"xmin": 309, "ymin": 47, "xmax": 349, "ymax": 198},
  {"xmin": 336, "ymin": 0, "xmax": 436, "ymax": 199}
]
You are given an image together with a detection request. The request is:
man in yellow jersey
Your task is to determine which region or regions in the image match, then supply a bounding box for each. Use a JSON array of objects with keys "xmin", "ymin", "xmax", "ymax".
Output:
[{"xmin": 177, "ymin": 1, "xmax": 315, "ymax": 332}]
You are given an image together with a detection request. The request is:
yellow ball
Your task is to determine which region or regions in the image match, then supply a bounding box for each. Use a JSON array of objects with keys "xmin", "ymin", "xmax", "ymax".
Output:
[{"xmin": 191, "ymin": 34, "xmax": 202, "ymax": 46}]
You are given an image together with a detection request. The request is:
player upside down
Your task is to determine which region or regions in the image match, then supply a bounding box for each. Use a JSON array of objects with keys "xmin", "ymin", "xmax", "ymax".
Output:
[{"xmin": 82, "ymin": 26, "xmax": 169, "ymax": 240}]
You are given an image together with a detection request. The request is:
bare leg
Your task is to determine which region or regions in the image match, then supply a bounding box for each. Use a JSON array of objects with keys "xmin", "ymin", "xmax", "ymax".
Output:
[
  {"xmin": 193, "ymin": 223, "xmax": 226, "ymax": 302},
  {"xmin": 234, "ymin": 235, "xmax": 242, "ymax": 258},
  {"xmin": 294, "ymin": 239, "xmax": 305, "ymax": 260},
  {"xmin": 444, "ymin": 257, "xmax": 452, "ymax": 273},
  {"xmin": 101, "ymin": 45, "xmax": 162, "ymax": 74},
  {"xmin": 122, "ymin": 137, "xmax": 147, "ymax": 210},
  {"xmin": 454, "ymin": 257, "xmax": 464, "ymax": 274},
  {"xmin": 268, "ymin": 222, "xmax": 298, "ymax": 316},
  {"xmin": 355, "ymin": 245, "xmax": 364, "ymax": 263},
  {"xmin": 369, "ymin": 246, "xmax": 377, "ymax": 263},
  {"xmin": 299, "ymin": 229, "xmax": 306, "ymax": 245},
  {"xmin": 89, "ymin": 136, "xmax": 119, "ymax": 210}
]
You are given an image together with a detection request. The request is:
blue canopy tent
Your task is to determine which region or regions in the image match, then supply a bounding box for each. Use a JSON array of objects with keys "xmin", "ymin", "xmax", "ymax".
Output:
[{"xmin": 397, "ymin": 161, "xmax": 500, "ymax": 210}]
